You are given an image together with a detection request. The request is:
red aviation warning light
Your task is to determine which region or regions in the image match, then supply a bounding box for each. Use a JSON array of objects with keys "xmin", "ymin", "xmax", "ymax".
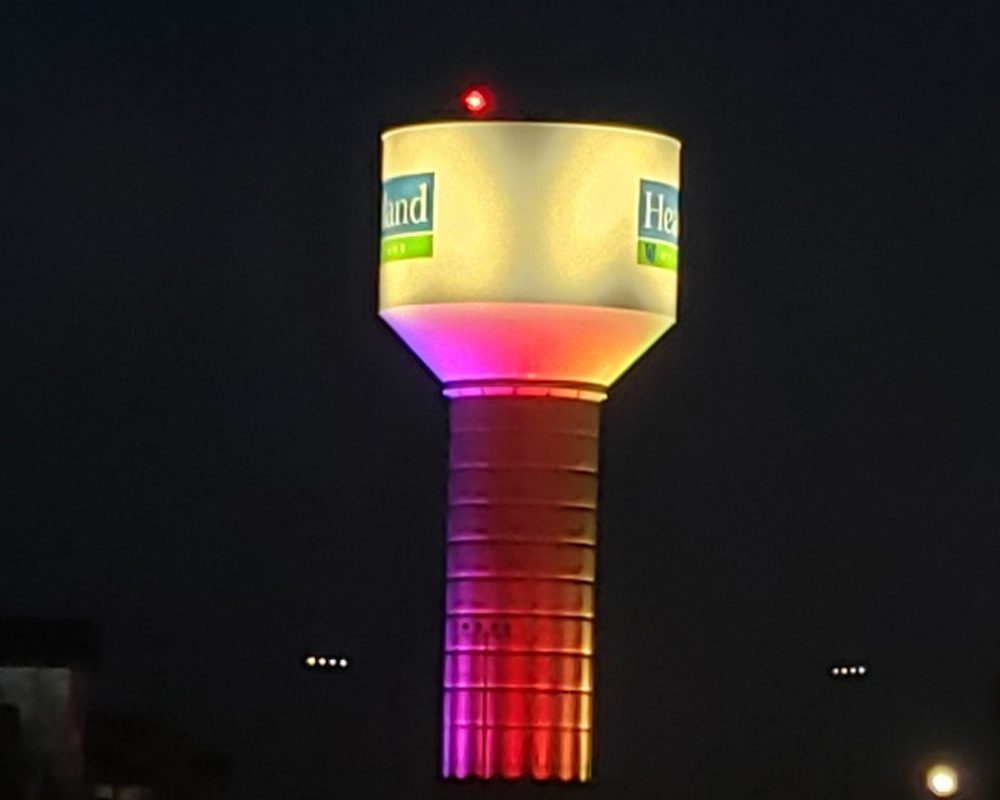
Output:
[{"xmin": 461, "ymin": 86, "xmax": 491, "ymax": 116}]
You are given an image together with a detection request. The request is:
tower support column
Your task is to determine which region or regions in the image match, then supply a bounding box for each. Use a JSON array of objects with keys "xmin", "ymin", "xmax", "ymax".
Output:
[{"xmin": 441, "ymin": 392, "xmax": 600, "ymax": 781}]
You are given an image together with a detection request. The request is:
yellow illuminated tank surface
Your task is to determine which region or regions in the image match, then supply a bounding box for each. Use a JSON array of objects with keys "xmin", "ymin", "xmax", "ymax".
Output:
[{"xmin": 379, "ymin": 121, "xmax": 681, "ymax": 389}]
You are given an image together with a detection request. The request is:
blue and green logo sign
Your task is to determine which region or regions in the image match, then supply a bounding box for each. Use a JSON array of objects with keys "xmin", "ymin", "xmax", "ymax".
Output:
[
  {"xmin": 637, "ymin": 179, "xmax": 679, "ymax": 270},
  {"xmin": 381, "ymin": 172, "xmax": 434, "ymax": 263}
]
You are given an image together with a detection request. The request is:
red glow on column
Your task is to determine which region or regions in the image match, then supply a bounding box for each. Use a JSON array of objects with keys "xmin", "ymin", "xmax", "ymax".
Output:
[{"xmin": 441, "ymin": 396, "xmax": 596, "ymax": 781}]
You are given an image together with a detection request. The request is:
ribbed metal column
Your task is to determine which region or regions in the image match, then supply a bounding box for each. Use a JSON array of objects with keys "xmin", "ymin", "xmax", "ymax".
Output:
[{"xmin": 441, "ymin": 394, "xmax": 599, "ymax": 781}]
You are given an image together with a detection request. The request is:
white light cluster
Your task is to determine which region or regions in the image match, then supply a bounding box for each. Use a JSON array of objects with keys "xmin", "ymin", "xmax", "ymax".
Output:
[
  {"xmin": 829, "ymin": 664, "xmax": 867, "ymax": 677},
  {"xmin": 304, "ymin": 655, "xmax": 349, "ymax": 669}
]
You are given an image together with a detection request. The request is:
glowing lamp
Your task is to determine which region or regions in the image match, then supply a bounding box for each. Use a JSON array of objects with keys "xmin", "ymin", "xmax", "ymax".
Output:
[
  {"xmin": 926, "ymin": 764, "xmax": 958, "ymax": 797},
  {"xmin": 378, "ymin": 121, "xmax": 681, "ymax": 781}
]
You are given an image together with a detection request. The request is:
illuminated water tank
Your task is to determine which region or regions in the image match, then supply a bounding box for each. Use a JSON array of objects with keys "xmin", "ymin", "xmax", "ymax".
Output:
[{"xmin": 378, "ymin": 121, "xmax": 681, "ymax": 781}]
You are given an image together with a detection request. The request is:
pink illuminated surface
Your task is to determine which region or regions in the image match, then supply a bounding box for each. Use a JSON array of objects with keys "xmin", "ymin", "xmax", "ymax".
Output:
[{"xmin": 380, "ymin": 302, "xmax": 672, "ymax": 388}]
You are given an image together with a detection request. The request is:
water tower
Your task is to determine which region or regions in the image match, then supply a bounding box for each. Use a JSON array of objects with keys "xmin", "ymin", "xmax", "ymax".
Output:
[{"xmin": 378, "ymin": 120, "xmax": 681, "ymax": 781}]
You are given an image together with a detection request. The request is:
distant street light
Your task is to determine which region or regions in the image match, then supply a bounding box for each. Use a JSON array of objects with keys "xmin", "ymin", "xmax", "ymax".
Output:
[
  {"xmin": 829, "ymin": 663, "xmax": 868, "ymax": 679},
  {"xmin": 926, "ymin": 764, "xmax": 958, "ymax": 797},
  {"xmin": 303, "ymin": 653, "xmax": 350, "ymax": 670}
]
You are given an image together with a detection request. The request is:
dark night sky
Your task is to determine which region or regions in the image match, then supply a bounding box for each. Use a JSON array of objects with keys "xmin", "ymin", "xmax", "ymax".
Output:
[{"xmin": 2, "ymin": 2, "xmax": 999, "ymax": 798}]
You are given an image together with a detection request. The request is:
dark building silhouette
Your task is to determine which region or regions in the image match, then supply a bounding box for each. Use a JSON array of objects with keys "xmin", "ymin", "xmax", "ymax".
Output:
[
  {"xmin": 0, "ymin": 618, "xmax": 97, "ymax": 800},
  {"xmin": 87, "ymin": 711, "xmax": 231, "ymax": 800},
  {"xmin": 0, "ymin": 619, "xmax": 229, "ymax": 800}
]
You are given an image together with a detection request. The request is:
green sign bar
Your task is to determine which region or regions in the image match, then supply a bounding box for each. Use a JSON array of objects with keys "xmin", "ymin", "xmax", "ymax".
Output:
[
  {"xmin": 637, "ymin": 239, "xmax": 679, "ymax": 270},
  {"xmin": 382, "ymin": 234, "xmax": 434, "ymax": 263}
]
